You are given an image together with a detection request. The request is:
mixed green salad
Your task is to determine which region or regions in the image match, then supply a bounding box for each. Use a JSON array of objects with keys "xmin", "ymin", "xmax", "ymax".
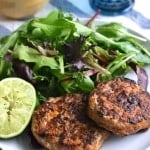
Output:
[{"xmin": 0, "ymin": 10, "xmax": 150, "ymax": 103}]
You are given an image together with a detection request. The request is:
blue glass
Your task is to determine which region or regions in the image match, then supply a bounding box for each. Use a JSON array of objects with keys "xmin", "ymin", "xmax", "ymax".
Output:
[{"xmin": 89, "ymin": 0, "xmax": 135, "ymax": 15}]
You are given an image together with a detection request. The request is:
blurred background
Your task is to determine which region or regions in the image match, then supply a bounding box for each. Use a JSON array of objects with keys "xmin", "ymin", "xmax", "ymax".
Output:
[{"xmin": 0, "ymin": 0, "xmax": 150, "ymax": 38}]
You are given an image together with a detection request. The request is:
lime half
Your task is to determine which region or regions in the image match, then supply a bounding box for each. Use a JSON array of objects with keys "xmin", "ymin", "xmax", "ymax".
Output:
[{"xmin": 0, "ymin": 77, "xmax": 37, "ymax": 138}]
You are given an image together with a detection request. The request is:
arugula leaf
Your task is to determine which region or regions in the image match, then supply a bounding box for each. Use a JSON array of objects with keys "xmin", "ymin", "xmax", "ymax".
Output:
[
  {"xmin": 13, "ymin": 44, "xmax": 63, "ymax": 71},
  {"xmin": 107, "ymin": 52, "xmax": 137, "ymax": 74},
  {"xmin": 59, "ymin": 72, "xmax": 94, "ymax": 93},
  {"xmin": 38, "ymin": 10, "xmax": 73, "ymax": 25},
  {"xmin": 0, "ymin": 59, "xmax": 11, "ymax": 80},
  {"xmin": 0, "ymin": 32, "xmax": 18, "ymax": 58},
  {"xmin": 96, "ymin": 22, "xmax": 146, "ymax": 42}
]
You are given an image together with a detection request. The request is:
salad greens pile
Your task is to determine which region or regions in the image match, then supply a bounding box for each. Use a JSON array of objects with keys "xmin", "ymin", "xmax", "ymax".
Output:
[{"xmin": 0, "ymin": 11, "xmax": 150, "ymax": 102}]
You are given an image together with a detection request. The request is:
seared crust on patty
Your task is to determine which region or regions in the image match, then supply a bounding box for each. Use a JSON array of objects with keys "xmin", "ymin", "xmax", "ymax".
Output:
[
  {"xmin": 31, "ymin": 94, "xmax": 109, "ymax": 150},
  {"xmin": 88, "ymin": 77, "xmax": 150, "ymax": 136}
]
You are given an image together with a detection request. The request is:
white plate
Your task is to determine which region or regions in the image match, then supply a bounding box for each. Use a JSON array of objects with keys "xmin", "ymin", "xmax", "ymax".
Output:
[{"xmin": 0, "ymin": 20, "xmax": 150, "ymax": 150}]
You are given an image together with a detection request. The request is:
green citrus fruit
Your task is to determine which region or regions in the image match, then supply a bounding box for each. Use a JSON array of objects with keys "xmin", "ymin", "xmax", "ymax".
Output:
[{"xmin": 0, "ymin": 77, "xmax": 36, "ymax": 138}]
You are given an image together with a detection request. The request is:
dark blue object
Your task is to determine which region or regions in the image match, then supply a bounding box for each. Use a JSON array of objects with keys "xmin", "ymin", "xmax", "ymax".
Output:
[{"xmin": 89, "ymin": 0, "xmax": 135, "ymax": 15}]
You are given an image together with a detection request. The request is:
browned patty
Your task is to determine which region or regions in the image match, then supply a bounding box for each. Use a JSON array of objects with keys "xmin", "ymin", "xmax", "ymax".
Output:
[
  {"xmin": 88, "ymin": 77, "xmax": 150, "ymax": 136},
  {"xmin": 31, "ymin": 94, "xmax": 109, "ymax": 150}
]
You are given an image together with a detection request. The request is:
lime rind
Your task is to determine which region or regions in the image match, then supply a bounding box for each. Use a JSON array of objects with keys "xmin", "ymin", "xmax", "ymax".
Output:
[{"xmin": 0, "ymin": 77, "xmax": 37, "ymax": 138}]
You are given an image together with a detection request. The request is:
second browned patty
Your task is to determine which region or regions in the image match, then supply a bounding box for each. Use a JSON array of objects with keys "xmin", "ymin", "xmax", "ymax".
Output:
[
  {"xmin": 31, "ymin": 93, "xmax": 109, "ymax": 150},
  {"xmin": 88, "ymin": 77, "xmax": 150, "ymax": 136}
]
